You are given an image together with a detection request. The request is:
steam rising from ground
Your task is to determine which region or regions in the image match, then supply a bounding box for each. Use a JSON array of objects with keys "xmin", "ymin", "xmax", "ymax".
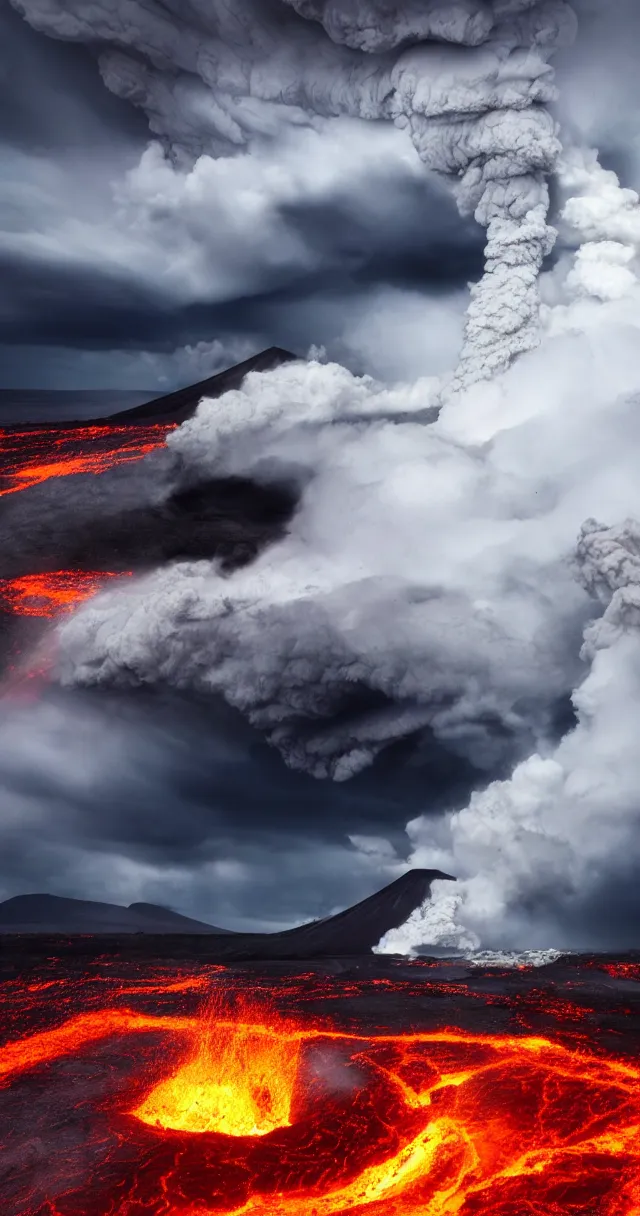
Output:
[{"xmin": 9, "ymin": 0, "xmax": 640, "ymax": 950}]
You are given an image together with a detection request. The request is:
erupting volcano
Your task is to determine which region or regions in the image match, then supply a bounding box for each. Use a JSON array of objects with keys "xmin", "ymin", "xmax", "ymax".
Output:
[{"xmin": 3, "ymin": 952, "xmax": 640, "ymax": 1216}]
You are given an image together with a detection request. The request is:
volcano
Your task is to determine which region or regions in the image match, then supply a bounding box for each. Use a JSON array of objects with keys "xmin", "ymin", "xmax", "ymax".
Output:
[{"xmin": 101, "ymin": 347, "xmax": 296, "ymax": 426}]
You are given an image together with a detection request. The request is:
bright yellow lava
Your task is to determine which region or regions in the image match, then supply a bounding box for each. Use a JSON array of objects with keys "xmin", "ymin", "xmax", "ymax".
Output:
[{"xmin": 132, "ymin": 1020, "xmax": 301, "ymax": 1137}]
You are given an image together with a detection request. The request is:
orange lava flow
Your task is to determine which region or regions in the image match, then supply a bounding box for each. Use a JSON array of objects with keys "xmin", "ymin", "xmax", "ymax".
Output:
[
  {"xmin": 0, "ymin": 423, "xmax": 174, "ymax": 498},
  {"xmin": 0, "ymin": 569, "xmax": 132, "ymax": 617},
  {"xmin": 1, "ymin": 422, "xmax": 173, "ymax": 622},
  {"xmin": 4, "ymin": 1003, "xmax": 640, "ymax": 1216},
  {"xmin": 0, "ymin": 1008, "xmax": 196, "ymax": 1085}
]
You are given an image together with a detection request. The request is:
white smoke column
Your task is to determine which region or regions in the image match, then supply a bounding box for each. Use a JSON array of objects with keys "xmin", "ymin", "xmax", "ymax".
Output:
[
  {"xmin": 378, "ymin": 517, "xmax": 640, "ymax": 953},
  {"xmin": 377, "ymin": 151, "xmax": 640, "ymax": 955},
  {"xmin": 10, "ymin": 0, "xmax": 576, "ymax": 384}
]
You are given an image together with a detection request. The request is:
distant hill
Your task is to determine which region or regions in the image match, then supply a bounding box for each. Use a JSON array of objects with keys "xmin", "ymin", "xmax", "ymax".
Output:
[
  {"xmin": 0, "ymin": 894, "xmax": 231, "ymax": 935},
  {"xmin": 0, "ymin": 870, "xmax": 456, "ymax": 956}
]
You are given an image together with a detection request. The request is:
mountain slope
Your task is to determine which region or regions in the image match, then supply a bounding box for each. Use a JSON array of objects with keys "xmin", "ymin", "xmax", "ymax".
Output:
[
  {"xmin": 0, "ymin": 894, "xmax": 228, "ymax": 935},
  {"xmin": 106, "ymin": 347, "xmax": 297, "ymax": 424}
]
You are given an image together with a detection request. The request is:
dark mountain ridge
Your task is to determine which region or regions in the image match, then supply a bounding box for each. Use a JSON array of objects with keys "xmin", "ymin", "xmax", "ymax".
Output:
[{"xmin": 0, "ymin": 870, "xmax": 455, "ymax": 958}]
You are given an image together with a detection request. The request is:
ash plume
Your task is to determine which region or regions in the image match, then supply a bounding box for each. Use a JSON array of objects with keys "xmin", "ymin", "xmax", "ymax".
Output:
[{"xmin": 10, "ymin": 0, "xmax": 576, "ymax": 383}]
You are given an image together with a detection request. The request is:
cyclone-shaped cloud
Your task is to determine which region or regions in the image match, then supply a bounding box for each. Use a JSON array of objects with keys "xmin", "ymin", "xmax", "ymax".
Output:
[{"xmin": 10, "ymin": 0, "xmax": 576, "ymax": 382}]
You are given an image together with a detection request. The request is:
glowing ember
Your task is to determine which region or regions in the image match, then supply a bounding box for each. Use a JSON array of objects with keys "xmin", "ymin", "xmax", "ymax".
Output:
[
  {"xmin": 0, "ymin": 569, "xmax": 131, "ymax": 617},
  {"xmin": 133, "ymin": 1016, "xmax": 301, "ymax": 1136},
  {"xmin": 0, "ymin": 423, "xmax": 173, "ymax": 498}
]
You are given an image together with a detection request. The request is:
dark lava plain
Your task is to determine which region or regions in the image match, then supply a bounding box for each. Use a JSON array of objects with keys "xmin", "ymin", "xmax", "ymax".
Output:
[
  {"xmin": 2, "ymin": 942, "xmax": 640, "ymax": 1215},
  {"xmin": 3, "ymin": 941, "xmax": 640, "ymax": 1043}
]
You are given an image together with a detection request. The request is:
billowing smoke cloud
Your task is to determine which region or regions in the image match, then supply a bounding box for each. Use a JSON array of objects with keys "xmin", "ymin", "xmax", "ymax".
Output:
[
  {"xmin": 10, "ymin": 0, "xmax": 576, "ymax": 383},
  {"xmin": 54, "ymin": 358, "xmax": 587, "ymax": 785},
  {"xmin": 374, "ymin": 160, "xmax": 640, "ymax": 952},
  {"xmin": 41, "ymin": 138, "xmax": 640, "ymax": 949},
  {"xmin": 378, "ymin": 518, "xmax": 640, "ymax": 952}
]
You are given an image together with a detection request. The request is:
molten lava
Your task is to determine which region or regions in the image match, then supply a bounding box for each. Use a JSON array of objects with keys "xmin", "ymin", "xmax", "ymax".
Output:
[
  {"xmin": 0, "ymin": 569, "xmax": 131, "ymax": 617},
  {"xmin": 0, "ymin": 421, "xmax": 172, "ymax": 620},
  {"xmin": 0, "ymin": 422, "xmax": 173, "ymax": 498},
  {"xmin": 3, "ymin": 978, "xmax": 640, "ymax": 1216},
  {"xmin": 133, "ymin": 1016, "xmax": 301, "ymax": 1137}
]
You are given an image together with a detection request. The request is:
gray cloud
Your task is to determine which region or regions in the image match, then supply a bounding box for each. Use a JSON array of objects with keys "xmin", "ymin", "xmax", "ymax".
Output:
[
  {"xmin": 0, "ymin": 685, "xmax": 477, "ymax": 930},
  {"xmin": 0, "ymin": 0, "xmax": 147, "ymax": 150},
  {"xmin": 6, "ymin": 0, "xmax": 577, "ymax": 389},
  {"xmin": 0, "ymin": 123, "xmax": 482, "ymax": 389},
  {"xmin": 0, "ymin": 1, "xmax": 488, "ymax": 391}
]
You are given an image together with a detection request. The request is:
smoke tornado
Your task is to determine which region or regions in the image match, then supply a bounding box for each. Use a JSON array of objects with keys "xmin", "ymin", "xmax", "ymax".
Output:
[{"xmin": 10, "ymin": 0, "xmax": 576, "ymax": 384}]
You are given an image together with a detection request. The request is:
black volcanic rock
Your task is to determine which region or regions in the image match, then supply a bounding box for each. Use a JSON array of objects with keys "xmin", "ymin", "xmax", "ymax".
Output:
[
  {"xmin": 203, "ymin": 869, "xmax": 456, "ymax": 961},
  {"xmin": 30, "ymin": 474, "xmax": 300, "ymax": 578},
  {"xmin": 105, "ymin": 347, "xmax": 297, "ymax": 425},
  {"xmin": 0, "ymin": 348, "xmax": 301, "ymax": 594},
  {"xmin": 0, "ymin": 871, "xmax": 455, "ymax": 958}
]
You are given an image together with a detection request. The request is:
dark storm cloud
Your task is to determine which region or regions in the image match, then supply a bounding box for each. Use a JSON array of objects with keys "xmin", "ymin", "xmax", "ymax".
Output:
[
  {"xmin": 0, "ymin": 0, "xmax": 148, "ymax": 149},
  {"xmin": 0, "ymin": 686, "xmax": 479, "ymax": 930},
  {"xmin": 5, "ymin": 0, "xmax": 635, "ymax": 396},
  {"xmin": 0, "ymin": 2, "xmax": 485, "ymax": 391},
  {"xmin": 0, "ymin": 153, "xmax": 483, "ymax": 386},
  {"xmin": 0, "ymin": 183, "xmax": 483, "ymax": 352}
]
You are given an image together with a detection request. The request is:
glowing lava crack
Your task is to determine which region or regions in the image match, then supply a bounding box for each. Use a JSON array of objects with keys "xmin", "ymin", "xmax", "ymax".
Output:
[
  {"xmin": 0, "ymin": 423, "xmax": 173, "ymax": 499},
  {"xmin": 0, "ymin": 422, "xmax": 172, "ymax": 619},
  {"xmin": 4, "ymin": 999, "xmax": 640, "ymax": 1215}
]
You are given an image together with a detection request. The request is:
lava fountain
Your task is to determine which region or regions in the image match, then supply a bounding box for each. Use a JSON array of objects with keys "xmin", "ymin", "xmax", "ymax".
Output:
[{"xmin": 132, "ymin": 1009, "xmax": 301, "ymax": 1137}]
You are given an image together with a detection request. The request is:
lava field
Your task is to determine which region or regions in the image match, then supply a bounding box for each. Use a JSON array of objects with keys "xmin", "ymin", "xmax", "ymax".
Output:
[
  {"xmin": 2, "ymin": 945, "xmax": 640, "ymax": 1215},
  {"xmin": 0, "ymin": 422, "xmax": 172, "ymax": 619}
]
